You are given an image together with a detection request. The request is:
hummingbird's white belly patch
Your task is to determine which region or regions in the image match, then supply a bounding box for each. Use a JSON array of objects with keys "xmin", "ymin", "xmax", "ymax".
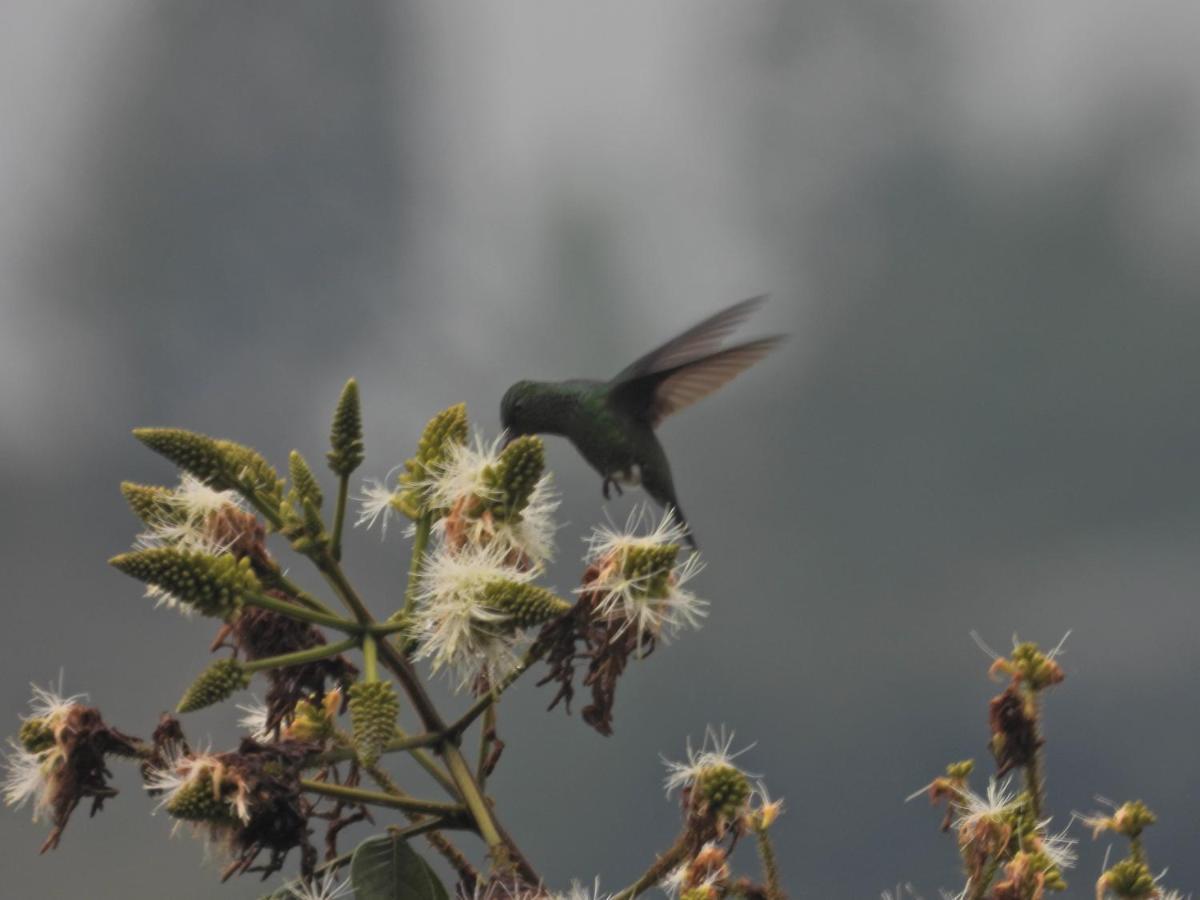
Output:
[{"xmin": 617, "ymin": 464, "xmax": 642, "ymax": 486}]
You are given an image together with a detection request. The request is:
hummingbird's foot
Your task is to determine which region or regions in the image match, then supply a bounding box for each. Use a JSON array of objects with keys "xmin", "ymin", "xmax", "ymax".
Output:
[{"xmin": 601, "ymin": 476, "xmax": 624, "ymax": 500}]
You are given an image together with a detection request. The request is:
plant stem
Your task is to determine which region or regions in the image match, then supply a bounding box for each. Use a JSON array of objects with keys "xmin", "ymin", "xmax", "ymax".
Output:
[
  {"xmin": 611, "ymin": 835, "xmax": 692, "ymax": 900},
  {"xmin": 244, "ymin": 637, "xmax": 359, "ymax": 674},
  {"xmin": 264, "ymin": 570, "xmax": 339, "ymax": 617},
  {"xmin": 447, "ymin": 648, "xmax": 541, "ymax": 739},
  {"xmin": 300, "ymin": 779, "xmax": 464, "ymax": 818},
  {"xmin": 477, "ymin": 704, "xmax": 496, "ymax": 787},
  {"xmin": 403, "ymin": 513, "xmax": 432, "ymax": 616},
  {"xmin": 245, "ymin": 590, "xmax": 359, "ymax": 632},
  {"xmin": 316, "ymin": 730, "xmax": 442, "ymax": 765},
  {"xmin": 754, "ymin": 825, "xmax": 783, "ymax": 900},
  {"xmin": 1023, "ymin": 691, "xmax": 1045, "ymax": 821},
  {"xmin": 362, "ymin": 633, "xmax": 379, "ymax": 682},
  {"xmin": 330, "ymin": 474, "xmax": 349, "ymax": 562}
]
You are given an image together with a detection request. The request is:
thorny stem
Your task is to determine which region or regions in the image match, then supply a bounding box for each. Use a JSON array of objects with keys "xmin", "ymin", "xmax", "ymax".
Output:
[
  {"xmin": 244, "ymin": 590, "xmax": 358, "ymax": 632},
  {"xmin": 243, "ymin": 637, "xmax": 359, "ymax": 674},
  {"xmin": 300, "ymin": 779, "xmax": 465, "ymax": 818},
  {"xmin": 330, "ymin": 473, "xmax": 350, "ymax": 562},
  {"xmin": 967, "ymin": 859, "xmax": 1000, "ymax": 900},
  {"xmin": 754, "ymin": 825, "xmax": 783, "ymax": 900},
  {"xmin": 612, "ymin": 834, "xmax": 692, "ymax": 900}
]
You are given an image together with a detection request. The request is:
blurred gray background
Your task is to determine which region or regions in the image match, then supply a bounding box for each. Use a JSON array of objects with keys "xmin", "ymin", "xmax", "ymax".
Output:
[{"xmin": 2, "ymin": 2, "xmax": 1199, "ymax": 897}]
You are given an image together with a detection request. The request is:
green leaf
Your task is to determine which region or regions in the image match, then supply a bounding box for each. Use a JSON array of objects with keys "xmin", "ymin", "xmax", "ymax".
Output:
[{"xmin": 350, "ymin": 833, "xmax": 450, "ymax": 900}]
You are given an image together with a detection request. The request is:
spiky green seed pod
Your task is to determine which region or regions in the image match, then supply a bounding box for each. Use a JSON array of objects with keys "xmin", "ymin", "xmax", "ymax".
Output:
[
  {"xmin": 18, "ymin": 718, "xmax": 55, "ymax": 754},
  {"xmin": 165, "ymin": 771, "xmax": 237, "ymax": 823},
  {"xmin": 484, "ymin": 435, "xmax": 544, "ymax": 520},
  {"xmin": 120, "ymin": 482, "xmax": 178, "ymax": 525},
  {"xmin": 1100, "ymin": 858, "xmax": 1157, "ymax": 899},
  {"xmin": 1022, "ymin": 848, "xmax": 1067, "ymax": 891},
  {"xmin": 481, "ymin": 579, "xmax": 571, "ymax": 629},
  {"xmin": 288, "ymin": 450, "xmax": 323, "ymax": 509},
  {"xmin": 327, "ymin": 379, "xmax": 365, "ymax": 477},
  {"xmin": 177, "ymin": 658, "xmax": 250, "ymax": 713},
  {"xmin": 620, "ymin": 543, "xmax": 679, "ymax": 599},
  {"xmin": 110, "ymin": 547, "xmax": 259, "ymax": 618},
  {"xmin": 348, "ymin": 681, "xmax": 399, "ymax": 767},
  {"xmin": 397, "ymin": 403, "xmax": 468, "ymax": 515},
  {"xmin": 695, "ymin": 763, "xmax": 751, "ymax": 823}
]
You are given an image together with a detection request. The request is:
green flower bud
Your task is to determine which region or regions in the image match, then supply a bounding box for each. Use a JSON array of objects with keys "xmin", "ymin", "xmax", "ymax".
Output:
[
  {"xmin": 166, "ymin": 771, "xmax": 237, "ymax": 823},
  {"xmin": 110, "ymin": 547, "xmax": 260, "ymax": 618},
  {"xmin": 620, "ymin": 543, "xmax": 679, "ymax": 599},
  {"xmin": 945, "ymin": 759, "xmax": 975, "ymax": 780},
  {"xmin": 177, "ymin": 658, "xmax": 250, "ymax": 713},
  {"xmin": 398, "ymin": 403, "xmax": 468, "ymax": 514},
  {"xmin": 481, "ymin": 579, "xmax": 571, "ymax": 629},
  {"xmin": 1099, "ymin": 858, "xmax": 1157, "ymax": 899},
  {"xmin": 288, "ymin": 450, "xmax": 323, "ymax": 509},
  {"xmin": 348, "ymin": 681, "xmax": 398, "ymax": 767},
  {"xmin": 18, "ymin": 717, "xmax": 55, "ymax": 754},
  {"xmin": 327, "ymin": 379, "xmax": 365, "ymax": 477},
  {"xmin": 120, "ymin": 482, "xmax": 178, "ymax": 525},
  {"xmin": 133, "ymin": 428, "xmax": 283, "ymax": 512},
  {"xmin": 696, "ymin": 763, "xmax": 751, "ymax": 823},
  {"xmin": 483, "ymin": 435, "xmax": 544, "ymax": 520}
]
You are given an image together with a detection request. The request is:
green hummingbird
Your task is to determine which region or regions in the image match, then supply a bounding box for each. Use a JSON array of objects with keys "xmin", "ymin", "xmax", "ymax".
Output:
[{"xmin": 500, "ymin": 296, "xmax": 784, "ymax": 547}]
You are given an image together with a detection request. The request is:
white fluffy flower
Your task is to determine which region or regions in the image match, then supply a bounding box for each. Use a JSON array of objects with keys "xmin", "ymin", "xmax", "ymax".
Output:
[
  {"xmin": 582, "ymin": 506, "xmax": 706, "ymax": 648},
  {"xmin": 1036, "ymin": 821, "xmax": 1077, "ymax": 873},
  {"xmin": 355, "ymin": 468, "xmax": 405, "ymax": 538},
  {"xmin": 427, "ymin": 432, "xmax": 559, "ymax": 567},
  {"xmin": 236, "ymin": 698, "xmax": 272, "ymax": 741},
  {"xmin": 135, "ymin": 474, "xmax": 244, "ymax": 555},
  {"xmin": 2, "ymin": 741, "xmax": 54, "ymax": 819},
  {"xmin": 951, "ymin": 778, "xmax": 1018, "ymax": 831},
  {"xmin": 412, "ymin": 544, "xmax": 536, "ymax": 691},
  {"xmin": 282, "ymin": 871, "xmax": 353, "ymax": 900},
  {"xmin": 662, "ymin": 726, "xmax": 755, "ymax": 798}
]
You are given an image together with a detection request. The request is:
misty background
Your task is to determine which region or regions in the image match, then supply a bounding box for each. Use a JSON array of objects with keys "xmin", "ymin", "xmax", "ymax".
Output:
[{"xmin": 2, "ymin": 2, "xmax": 1199, "ymax": 897}]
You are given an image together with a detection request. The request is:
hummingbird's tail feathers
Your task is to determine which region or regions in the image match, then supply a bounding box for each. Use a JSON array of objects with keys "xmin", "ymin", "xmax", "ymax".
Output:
[
  {"xmin": 611, "ymin": 295, "xmax": 770, "ymax": 385},
  {"xmin": 640, "ymin": 335, "xmax": 785, "ymax": 427}
]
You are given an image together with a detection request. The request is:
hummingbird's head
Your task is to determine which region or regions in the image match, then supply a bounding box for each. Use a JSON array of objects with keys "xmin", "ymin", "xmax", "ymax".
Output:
[{"xmin": 500, "ymin": 380, "xmax": 541, "ymax": 444}]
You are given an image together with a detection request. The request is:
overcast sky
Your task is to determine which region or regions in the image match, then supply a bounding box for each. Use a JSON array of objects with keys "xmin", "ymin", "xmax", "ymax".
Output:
[{"xmin": 2, "ymin": 2, "xmax": 1199, "ymax": 897}]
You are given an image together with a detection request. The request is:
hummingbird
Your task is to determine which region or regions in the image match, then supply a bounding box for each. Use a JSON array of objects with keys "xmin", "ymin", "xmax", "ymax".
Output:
[{"xmin": 499, "ymin": 296, "xmax": 784, "ymax": 547}]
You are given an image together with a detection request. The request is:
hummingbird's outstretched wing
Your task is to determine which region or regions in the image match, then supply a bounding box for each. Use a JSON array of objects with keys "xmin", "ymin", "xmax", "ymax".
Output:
[
  {"xmin": 611, "ymin": 295, "xmax": 769, "ymax": 384},
  {"xmin": 610, "ymin": 297, "xmax": 784, "ymax": 427}
]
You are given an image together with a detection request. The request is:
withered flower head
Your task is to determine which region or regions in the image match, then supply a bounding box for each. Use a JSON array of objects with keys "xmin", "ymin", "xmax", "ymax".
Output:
[
  {"xmin": 145, "ymin": 738, "xmax": 312, "ymax": 881},
  {"xmin": 3, "ymin": 681, "xmax": 141, "ymax": 852},
  {"xmin": 988, "ymin": 684, "xmax": 1042, "ymax": 778}
]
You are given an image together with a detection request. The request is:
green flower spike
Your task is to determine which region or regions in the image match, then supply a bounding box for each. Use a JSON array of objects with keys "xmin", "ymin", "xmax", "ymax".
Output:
[
  {"xmin": 696, "ymin": 764, "xmax": 751, "ymax": 823},
  {"xmin": 397, "ymin": 403, "xmax": 468, "ymax": 517},
  {"xmin": 134, "ymin": 428, "xmax": 284, "ymax": 514},
  {"xmin": 348, "ymin": 680, "xmax": 399, "ymax": 767},
  {"xmin": 177, "ymin": 658, "xmax": 251, "ymax": 713},
  {"xmin": 621, "ymin": 543, "xmax": 679, "ymax": 600},
  {"xmin": 288, "ymin": 450, "xmax": 323, "ymax": 509},
  {"xmin": 327, "ymin": 378, "xmax": 365, "ymax": 477},
  {"xmin": 481, "ymin": 579, "xmax": 571, "ymax": 629},
  {"xmin": 18, "ymin": 717, "xmax": 55, "ymax": 754},
  {"xmin": 110, "ymin": 547, "xmax": 260, "ymax": 618},
  {"xmin": 484, "ymin": 434, "xmax": 545, "ymax": 520},
  {"xmin": 119, "ymin": 482, "xmax": 178, "ymax": 526},
  {"xmin": 166, "ymin": 770, "xmax": 237, "ymax": 824},
  {"xmin": 1098, "ymin": 857, "xmax": 1157, "ymax": 899}
]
